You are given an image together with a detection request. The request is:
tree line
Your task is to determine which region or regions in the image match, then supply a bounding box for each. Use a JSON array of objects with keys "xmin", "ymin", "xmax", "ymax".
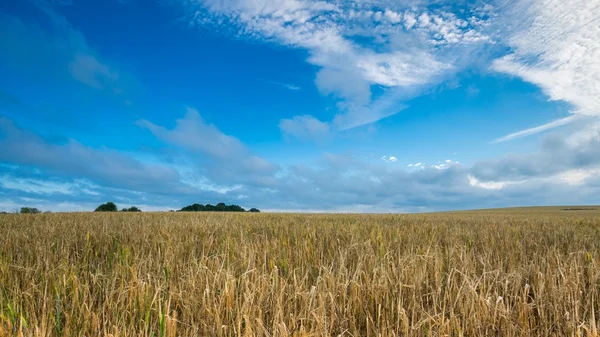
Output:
[
  {"xmin": 95, "ymin": 201, "xmax": 260, "ymax": 212},
  {"xmin": 94, "ymin": 202, "xmax": 141, "ymax": 212},
  {"xmin": 2, "ymin": 201, "xmax": 261, "ymax": 214},
  {"xmin": 179, "ymin": 202, "xmax": 260, "ymax": 213}
]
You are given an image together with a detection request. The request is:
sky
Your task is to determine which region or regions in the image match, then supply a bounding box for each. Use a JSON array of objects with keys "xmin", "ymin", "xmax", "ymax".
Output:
[{"xmin": 0, "ymin": 0, "xmax": 599, "ymax": 212}]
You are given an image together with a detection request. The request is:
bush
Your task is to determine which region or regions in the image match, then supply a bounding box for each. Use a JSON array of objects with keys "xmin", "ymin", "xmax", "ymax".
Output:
[
  {"xmin": 95, "ymin": 202, "xmax": 118, "ymax": 212},
  {"xmin": 248, "ymin": 208, "xmax": 260, "ymax": 213}
]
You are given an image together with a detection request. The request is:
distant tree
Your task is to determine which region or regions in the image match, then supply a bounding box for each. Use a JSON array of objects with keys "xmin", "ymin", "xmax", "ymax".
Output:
[
  {"xmin": 248, "ymin": 208, "xmax": 260, "ymax": 213},
  {"xmin": 95, "ymin": 202, "xmax": 118, "ymax": 212},
  {"xmin": 181, "ymin": 203, "xmax": 205, "ymax": 212},
  {"xmin": 0, "ymin": 211, "xmax": 9, "ymax": 215},
  {"xmin": 120, "ymin": 206, "xmax": 141, "ymax": 212},
  {"xmin": 179, "ymin": 202, "xmax": 252, "ymax": 212},
  {"xmin": 226, "ymin": 204, "xmax": 246, "ymax": 212},
  {"xmin": 20, "ymin": 207, "xmax": 41, "ymax": 214}
]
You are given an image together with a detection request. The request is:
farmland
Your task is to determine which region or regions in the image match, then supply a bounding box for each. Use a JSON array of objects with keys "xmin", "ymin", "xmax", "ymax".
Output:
[{"xmin": 1, "ymin": 208, "xmax": 600, "ymax": 336}]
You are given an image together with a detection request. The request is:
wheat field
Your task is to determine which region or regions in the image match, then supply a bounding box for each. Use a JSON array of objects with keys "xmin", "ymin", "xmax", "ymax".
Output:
[{"xmin": 1, "ymin": 208, "xmax": 600, "ymax": 336}]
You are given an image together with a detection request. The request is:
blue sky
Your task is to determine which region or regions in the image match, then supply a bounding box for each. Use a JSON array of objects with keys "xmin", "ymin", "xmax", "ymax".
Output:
[{"xmin": 0, "ymin": 0, "xmax": 599, "ymax": 212}]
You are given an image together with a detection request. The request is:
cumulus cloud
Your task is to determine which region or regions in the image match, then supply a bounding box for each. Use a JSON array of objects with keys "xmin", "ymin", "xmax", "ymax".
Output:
[
  {"xmin": 0, "ymin": 117, "xmax": 189, "ymax": 194},
  {"xmin": 2, "ymin": 113, "xmax": 600, "ymax": 212},
  {"xmin": 0, "ymin": 162, "xmax": 256, "ymax": 212},
  {"xmin": 137, "ymin": 107, "xmax": 279, "ymax": 186},
  {"xmin": 279, "ymin": 115, "xmax": 330, "ymax": 140},
  {"xmin": 472, "ymin": 121, "xmax": 600, "ymax": 182}
]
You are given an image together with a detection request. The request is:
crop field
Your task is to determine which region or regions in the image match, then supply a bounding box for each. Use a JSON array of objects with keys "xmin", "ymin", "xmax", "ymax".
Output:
[{"xmin": 1, "ymin": 208, "xmax": 600, "ymax": 336}]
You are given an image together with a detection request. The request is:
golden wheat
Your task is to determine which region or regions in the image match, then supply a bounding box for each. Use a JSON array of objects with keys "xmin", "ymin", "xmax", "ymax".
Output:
[{"xmin": 0, "ymin": 209, "xmax": 599, "ymax": 336}]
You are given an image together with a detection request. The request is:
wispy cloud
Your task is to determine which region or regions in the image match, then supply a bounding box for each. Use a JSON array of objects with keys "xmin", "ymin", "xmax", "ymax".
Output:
[
  {"xmin": 0, "ymin": 2, "xmax": 125, "ymax": 94},
  {"xmin": 493, "ymin": 115, "xmax": 582, "ymax": 143},
  {"xmin": 269, "ymin": 80, "xmax": 301, "ymax": 91},
  {"xmin": 491, "ymin": 0, "xmax": 600, "ymax": 141},
  {"xmin": 177, "ymin": 0, "xmax": 491, "ymax": 137}
]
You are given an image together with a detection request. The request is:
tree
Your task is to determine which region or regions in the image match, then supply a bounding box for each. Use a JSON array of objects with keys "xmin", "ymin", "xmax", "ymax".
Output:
[
  {"xmin": 226, "ymin": 204, "xmax": 245, "ymax": 212},
  {"xmin": 248, "ymin": 208, "xmax": 260, "ymax": 213},
  {"xmin": 120, "ymin": 206, "xmax": 141, "ymax": 212},
  {"xmin": 20, "ymin": 207, "xmax": 41, "ymax": 214},
  {"xmin": 95, "ymin": 202, "xmax": 118, "ymax": 212},
  {"xmin": 179, "ymin": 202, "xmax": 252, "ymax": 212},
  {"xmin": 181, "ymin": 203, "xmax": 205, "ymax": 212}
]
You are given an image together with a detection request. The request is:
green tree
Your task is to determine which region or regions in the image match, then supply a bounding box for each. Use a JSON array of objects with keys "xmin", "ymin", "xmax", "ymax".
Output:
[
  {"xmin": 179, "ymin": 202, "xmax": 253, "ymax": 212},
  {"xmin": 120, "ymin": 206, "xmax": 141, "ymax": 212},
  {"xmin": 20, "ymin": 207, "xmax": 41, "ymax": 214},
  {"xmin": 248, "ymin": 208, "xmax": 260, "ymax": 213},
  {"xmin": 95, "ymin": 202, "xmax": 118, "ymax": 212}
]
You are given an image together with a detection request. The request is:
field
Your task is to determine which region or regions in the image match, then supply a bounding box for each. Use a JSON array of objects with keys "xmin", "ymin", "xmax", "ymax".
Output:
[{"xmin": 1, "ymin": 208, "xmax": 600, "ymax": 336}]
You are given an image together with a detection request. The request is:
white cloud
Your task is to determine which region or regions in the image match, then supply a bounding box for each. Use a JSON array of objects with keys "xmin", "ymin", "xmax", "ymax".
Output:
[
  {"xmin": 467, "ymin": 175, "xmax": 512, "ymax": 190},
  {"xmin": 138, "ymin": 107, "xmax": 279, "ymax": 185},
  {"xmin": 491, "ymin": 0, "xmax": 600, "ymax": 141},
  {"xmin": 0, "ymin": 117, "xmax": 187, "ymax": 194},
  {"xmin": 404, "ymin": 12, "xmax": 417, "ymax": 29},
  {"xmin": 355, "ymin": 51, "xmax": 451, "ymax": 87},
  {"xmin": 178, "ymin": 0, "xmax": 491, "ymax": 138},
  {"xmin": 138, "ymin": 107, "xmax": 248, "ymax": 159},
  {"xmin": 408, "ymin": 159, "xmax": 460, "ymax": 170},
  {"xmin": 269, "ymin": 80, "xmax": 301, "ymax": 91},
  {"xmin": 4, "ymin": 114, "xmax": 600, "ymax": 212},
  {"xmin": 285, "ymin": 84, "xmax": 301, "ymax": 90},
  {"xmin": 493, "ymin": 115, "xmax": 582, "ymax": 143},
  {"xmin": 384, "ymin": 9, "xmax": 401, "ymax": 24},
  {"xmin": 1, "ymin": 176, "xmax": 99, "ymax": 195},
  {"xmin": 279, "ymin": 114, "xmax": 330, "ymax": 140},
  {"xmin": 555, "ymin": 168, "xmax": 600, "ymax": 186}
]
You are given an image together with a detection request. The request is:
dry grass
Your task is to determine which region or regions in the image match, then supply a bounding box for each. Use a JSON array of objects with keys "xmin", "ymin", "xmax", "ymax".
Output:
[{"xmin": 1, "ymin": 209, "xmax": 600, "ymax": 336}]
